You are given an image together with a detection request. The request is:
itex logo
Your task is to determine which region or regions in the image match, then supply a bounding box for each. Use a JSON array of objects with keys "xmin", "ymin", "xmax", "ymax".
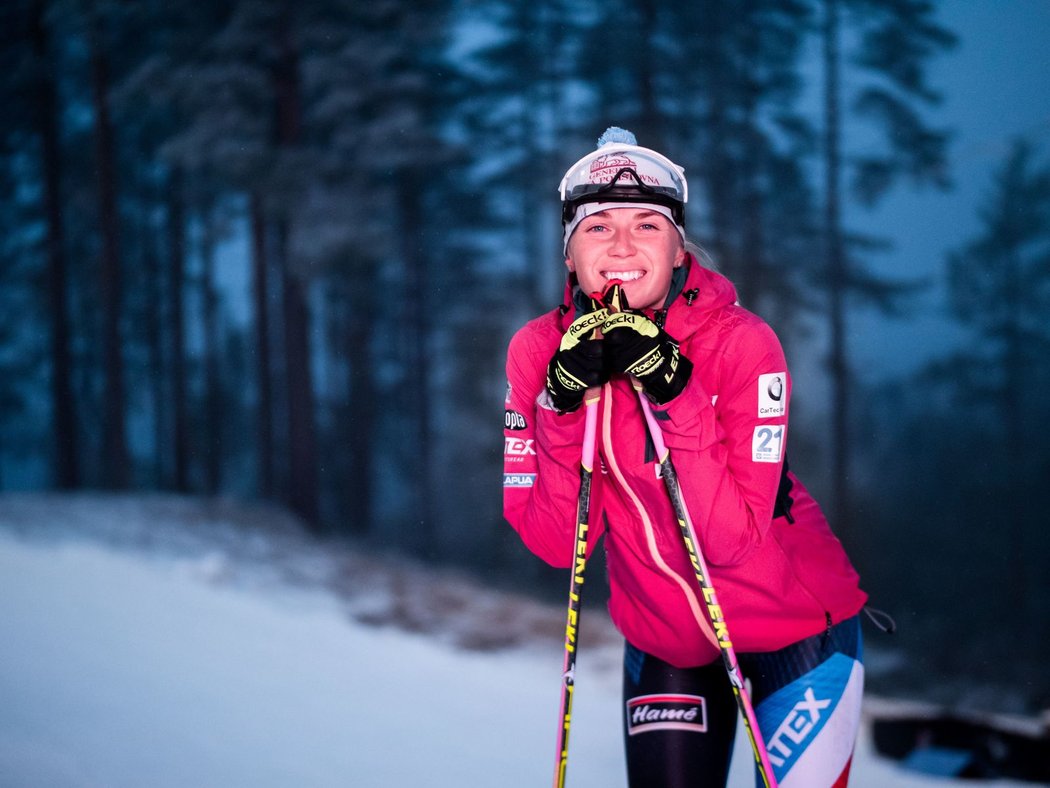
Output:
[
  {"xmin": 766, "ymin": 687, "xmax": 831, "ymax": 768},
  {"xmin": 504, "ymin": 437, "xmax": 536, "ymax": 461}
]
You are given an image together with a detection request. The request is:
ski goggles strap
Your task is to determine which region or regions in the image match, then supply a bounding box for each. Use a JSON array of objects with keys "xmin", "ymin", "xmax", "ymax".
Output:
[{"xmin": 558, "ymin": 144, "xmax": 688, "ymax": 210}]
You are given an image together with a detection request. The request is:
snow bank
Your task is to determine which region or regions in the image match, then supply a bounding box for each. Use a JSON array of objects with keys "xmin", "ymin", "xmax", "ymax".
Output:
[{"xmin": 0, "ymin": 494, "xmax": 1031, "ymax": 786}]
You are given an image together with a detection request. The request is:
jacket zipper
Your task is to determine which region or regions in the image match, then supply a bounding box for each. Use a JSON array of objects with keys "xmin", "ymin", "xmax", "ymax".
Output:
[{"xmin": 600, "ymin": 382, "xmax": 720, "ymax": 650}]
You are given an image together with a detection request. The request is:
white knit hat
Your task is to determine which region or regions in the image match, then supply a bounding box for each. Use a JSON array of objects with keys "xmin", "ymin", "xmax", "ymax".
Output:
[{"xmin": 559, "ymin": 127, "xmax": 687, "ymax": 254}]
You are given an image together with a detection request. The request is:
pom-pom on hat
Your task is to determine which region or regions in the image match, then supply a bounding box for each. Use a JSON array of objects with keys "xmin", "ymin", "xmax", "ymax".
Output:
[{"xmin": 559, "ymin": 127, "xmax": 688, "ymax": 255}]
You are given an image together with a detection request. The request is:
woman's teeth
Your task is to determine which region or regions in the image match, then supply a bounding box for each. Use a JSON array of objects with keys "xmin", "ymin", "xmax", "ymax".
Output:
[{"xmin": 604, "ymin": 271, "xmax": 644, "ymax": 281}]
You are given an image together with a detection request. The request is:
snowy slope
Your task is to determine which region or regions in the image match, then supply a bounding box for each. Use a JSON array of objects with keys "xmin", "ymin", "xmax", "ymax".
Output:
[{"xmin": 0, "ymin": 494, "xmax": 1032, "ymax": 787}]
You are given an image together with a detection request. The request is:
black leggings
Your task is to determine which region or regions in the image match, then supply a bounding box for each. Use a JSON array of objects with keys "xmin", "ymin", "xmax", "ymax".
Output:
[{"xmin": 622, "ymin": 616, "xmax": 863, "ymax": 787}]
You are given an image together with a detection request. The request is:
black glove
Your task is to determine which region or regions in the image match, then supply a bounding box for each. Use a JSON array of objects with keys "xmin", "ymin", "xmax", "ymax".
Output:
[
  {"xmin": 601, "ymin": 284, "xmax": 692, "ymax": 405},
  {"xmin": 545, "ymin": 300, "xmax": 609, "ymax": 412}
]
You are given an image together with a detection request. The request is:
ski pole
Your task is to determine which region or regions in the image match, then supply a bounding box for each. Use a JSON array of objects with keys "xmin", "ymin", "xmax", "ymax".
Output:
[
  {"xmin": 553, "ymin": 390, "xmax": 600, "ymax": 788},
  {"xmin": 634, "ymin": 385, "xmax": 779, "ymax": 788}
]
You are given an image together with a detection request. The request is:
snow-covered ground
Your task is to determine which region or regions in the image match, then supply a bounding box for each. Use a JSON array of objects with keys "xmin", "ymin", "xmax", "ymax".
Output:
[{"xmin": 0, "ymin": 494, "xmax": 1032, "ymax": 787}]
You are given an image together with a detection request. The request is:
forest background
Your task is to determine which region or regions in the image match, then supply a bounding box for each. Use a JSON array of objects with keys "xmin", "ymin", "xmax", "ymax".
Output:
[{"xmin": 1, "ymin": 0, "xmax": 1048, "ymax": 715}]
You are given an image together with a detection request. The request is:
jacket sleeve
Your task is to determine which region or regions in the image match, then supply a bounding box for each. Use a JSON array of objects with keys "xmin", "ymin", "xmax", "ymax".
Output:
[
  {"xmin": 652, "ymin": 318, "xmax": 789, "ymax": 566},
  {"xmin": 502, "ymin": 324, "xmax": 605, "ymax": 568}
]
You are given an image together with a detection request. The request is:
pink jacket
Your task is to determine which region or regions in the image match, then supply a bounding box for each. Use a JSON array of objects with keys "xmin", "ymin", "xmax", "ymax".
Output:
[{"xmin": 503, "ymin": 257, "xmax": 867, "ymax": 668}]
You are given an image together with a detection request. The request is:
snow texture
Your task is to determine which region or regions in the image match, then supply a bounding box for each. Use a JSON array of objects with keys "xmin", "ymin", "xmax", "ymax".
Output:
[{"xmin": 0, "ymin": 494, "xmax": 1032, "ymax": 787}]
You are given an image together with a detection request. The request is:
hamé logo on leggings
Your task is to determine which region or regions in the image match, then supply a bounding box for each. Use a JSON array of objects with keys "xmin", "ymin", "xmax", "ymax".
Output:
[{"xmin": 625, "ymin": 694, "xmax": 708, "ymax": 735}]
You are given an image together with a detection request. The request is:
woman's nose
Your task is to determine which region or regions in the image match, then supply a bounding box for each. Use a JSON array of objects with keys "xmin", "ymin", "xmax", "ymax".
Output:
[{"xmin": 609, "ymin": 231, "xmax": 635, "ymax": 256}]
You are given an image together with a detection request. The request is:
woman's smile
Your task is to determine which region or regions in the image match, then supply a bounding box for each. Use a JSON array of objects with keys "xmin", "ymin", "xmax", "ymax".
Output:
[{"xmin": 566, "ymin": 208, "xmax": 684, "ymax": 311}]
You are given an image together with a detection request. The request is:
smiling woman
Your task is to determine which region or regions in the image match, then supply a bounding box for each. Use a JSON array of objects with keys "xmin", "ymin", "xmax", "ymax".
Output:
[
  {"xmin": 502, "ymin": 128, "xmax": 870, "ymax": 788},
  {"xmin": 566, "ymin": 208, "xmax": 685, "ymax": 312}
]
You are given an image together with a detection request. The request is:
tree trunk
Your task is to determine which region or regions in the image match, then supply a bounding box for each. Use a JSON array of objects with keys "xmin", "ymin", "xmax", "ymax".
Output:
[
  {"xmin": 167, "ymin": 169, "xmax": 189, "ymax": 492},
  {"xmin": 250, "ymin": 195, "xmax": 275, "ymax": 499},
  {"xmin": 400, "ymin": 177, "xmax": 433, "ymax": 554},
  {"xmin": 634, "ymin": 0, "xmax": 662, "ymax": 151},
  {"xmin": 822, "ymin": 0, "xmax": 851, "ymax": 535},
  {"xmin": 515, "ymin": 2, "xmax": 550, "ymax": 315},
  {"xmin": 700, "ymin": 1, "xmax": 735, "ymax": 280},
  {"xmin": 31, "ymin": 0, "xmax": 78, "ymax": 488},
  {"xmin": 280, "ymin": 233, "xmax": 319, "ymax": 526},
  {"xmin": 738, "ymin": 0, "xmax": 765, "ymax": 309},
  {"xmin": 343, "ymin": 289, "xmax": 375, "ymax": 537},
  {"xmin": 89, "ymin": 17, "xmax": 129, "ymax": 488},
  {"xmin": 201, "ymin": 204, "xmax": 222, "ymax": 495},
  {"xmin": 273, "ymin": 9, "xmax": 319, "ymax": 527},
  {"xmin": 144, "ymin": 238, "xmax": 168, "ymax": 487},
  {"xmin": 1002, "ymin": 246, "xmax": 1026, "ymax": 620}
]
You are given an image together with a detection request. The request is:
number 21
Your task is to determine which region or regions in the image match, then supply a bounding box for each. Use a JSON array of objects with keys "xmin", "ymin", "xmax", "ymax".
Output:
[{"xmin": 756, "ymin": 427, "xmax": 782, "ymax": 450}]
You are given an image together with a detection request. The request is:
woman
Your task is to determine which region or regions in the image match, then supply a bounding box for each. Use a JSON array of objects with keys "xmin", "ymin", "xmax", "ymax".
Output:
[{"xmin": 503, "ymin": 128, "xmax": 868, "ymax": 787}]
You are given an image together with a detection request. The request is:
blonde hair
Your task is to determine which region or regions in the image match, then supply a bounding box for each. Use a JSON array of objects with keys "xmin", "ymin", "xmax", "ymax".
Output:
[{"xmin": 685, "ymin": 240, "xmax": 719, "ymax": 272}]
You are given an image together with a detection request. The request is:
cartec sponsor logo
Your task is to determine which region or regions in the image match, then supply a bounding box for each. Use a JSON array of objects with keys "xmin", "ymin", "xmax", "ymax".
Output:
[
  {"xmin": 626, "ymin": 694, "xmax": 707, "ymax": 736},
  {"xmin": 758, "ymin": 372, "xmax": 786, "ymax": 417},
  {"xmin": 503, "ymin": 473, "xmax": 536, "ymax": 488}
]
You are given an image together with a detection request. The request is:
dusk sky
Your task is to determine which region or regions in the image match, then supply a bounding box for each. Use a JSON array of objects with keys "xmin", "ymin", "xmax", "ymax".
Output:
[{"xmin": 846, "ymin": 1, "xmax": 1050, "ymax": 378}]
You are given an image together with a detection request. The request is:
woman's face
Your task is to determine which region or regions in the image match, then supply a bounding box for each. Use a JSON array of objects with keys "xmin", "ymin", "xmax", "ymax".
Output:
[{"xmin": 565, "ymin": 208, "xmax": 685, "ymax": 311}]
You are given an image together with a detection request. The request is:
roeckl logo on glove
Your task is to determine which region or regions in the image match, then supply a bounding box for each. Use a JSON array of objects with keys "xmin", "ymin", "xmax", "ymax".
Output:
[
  {"xmin": 568, "ymin": 311, "xmax": 605, "ymax": 337},
  {"xmin": 551, "ymin": 363, "xmax": 586, "ymax": 392},
  {"xmin": 626, "ymin": 348, "xmax": 665, "ymax": 377},
  {"xmin": 602, "ymin": 312, "xmax": 659, "ymax": 337},
  {"xmin": 562, "ymin": 309, "xmax": 608, "ymax": 350}
]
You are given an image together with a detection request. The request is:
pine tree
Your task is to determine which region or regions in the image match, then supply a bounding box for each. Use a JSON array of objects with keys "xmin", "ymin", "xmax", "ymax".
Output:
[
  {"xmin": 861, "ymin": 140, "xmax": 1050, "ymax": 704},
  {"xmin": 818, "ymin": 0, "xmax": 955, "ymax": 535},
  {"xmin": 583, "ymin": 0, "xmax": 822, "ymax": 332},
  {"xmin": 27, "ymin": 0, "xmax": 78, "ymax": 488},
  {"xmin": 455, "ymin": 0, "xmax": 593, "ymax": 314},
  {"xmin": 80, "ymin": 3, "xmax": 137, "ymax": 487},
  {"xmin": 943, "ymin": 139, "xmax": 1050, "ymax": 626},
  {"xmin": 136, "ymin": 0, "xmax": 323, "ymax": 519},
  {"xmin": 0, "ymin": 0, "xmax": 80, "ymax": 487}
]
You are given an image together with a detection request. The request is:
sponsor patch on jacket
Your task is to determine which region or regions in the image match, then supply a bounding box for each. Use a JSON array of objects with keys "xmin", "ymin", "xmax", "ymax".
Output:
[
  {"xmin": 503, "ymin": 473, "xmax": 536, "ymax": 488},
  {"xmin": 504, "ymin": 437, "xmax": 536, "ymax": 462},
  {"xmin": 758, "ymin": 372, "xmax": 786, "ymax": 417},
  {"xmin": 626, "ymin": 694, "xmax": 708, "ymax": 736},
  {"xmin": 504, "ymin": 409, "xmax": 527, "ymax": 431},
  {"xmin": 752, "ymin": 424, "xmax": 785, "ymax": 463}
]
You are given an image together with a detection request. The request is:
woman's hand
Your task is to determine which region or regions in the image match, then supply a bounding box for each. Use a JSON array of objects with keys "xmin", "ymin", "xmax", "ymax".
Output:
[
  {"xmin": 545, "ymin": 300, "xmax": 609, "ymax": 412},
  {"xmin": 601, "ymin": 284, "xmax": 692, "ymax": 404}
]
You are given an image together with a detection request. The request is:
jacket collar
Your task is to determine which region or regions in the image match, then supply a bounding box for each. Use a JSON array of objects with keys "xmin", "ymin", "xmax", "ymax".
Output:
[{"xmin": 559, "ymin": 254, "xmax": 738, "ymax": 334}]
